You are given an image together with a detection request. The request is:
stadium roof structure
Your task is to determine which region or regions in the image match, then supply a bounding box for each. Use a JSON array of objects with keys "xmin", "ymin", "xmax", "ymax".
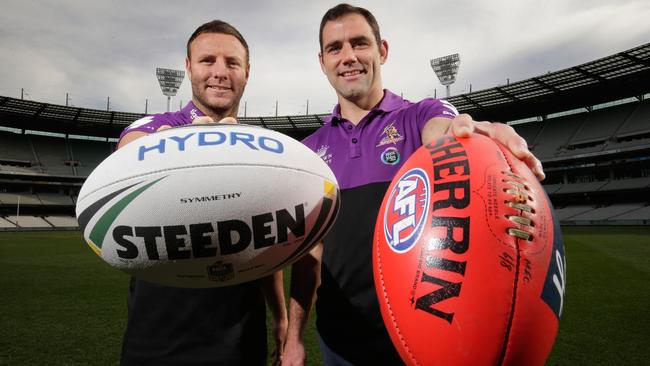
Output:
[
  {"xmin": 447, "ymin": 43, "xmax": 650, "ymax": 121},
  {"xmin": 1, "ymin": 43, "xmax": 648, "ymax": 138}
]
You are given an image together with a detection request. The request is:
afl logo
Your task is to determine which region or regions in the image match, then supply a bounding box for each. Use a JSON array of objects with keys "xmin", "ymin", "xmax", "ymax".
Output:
[{"xmin": 384, "ymin": 168, "xmax": 430, "ymax": 253}]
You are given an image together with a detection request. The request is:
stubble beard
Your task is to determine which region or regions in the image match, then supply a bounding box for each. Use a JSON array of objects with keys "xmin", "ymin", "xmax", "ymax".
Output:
[
  {"xmin": 337, "ymin": 83, "xmax": 370, "ymax": 103},
  {"xmin": 193, "ymin": 85, "xmax": 240, "ymax": 119}
]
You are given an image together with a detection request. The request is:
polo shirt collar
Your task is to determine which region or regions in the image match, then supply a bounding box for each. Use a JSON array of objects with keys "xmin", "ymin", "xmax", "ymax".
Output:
[{"xmin": 327, "ymin": 89, "xmax": 403, "ymax": 125}]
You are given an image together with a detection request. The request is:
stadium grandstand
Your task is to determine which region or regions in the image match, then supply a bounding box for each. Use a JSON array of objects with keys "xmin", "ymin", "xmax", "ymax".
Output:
[{"xmin": 1, "ymin": 43, "xmax": 648, "ymax": 230}]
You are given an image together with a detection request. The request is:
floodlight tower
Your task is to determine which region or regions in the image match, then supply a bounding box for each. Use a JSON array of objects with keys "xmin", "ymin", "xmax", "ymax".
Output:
[
  {"xmin": 156, "ymin": 68, "xmax": 185, "ymax": 112},
  {"xmin": 430, "ymin": 53, "xmax": 460, "ymax": 98}
]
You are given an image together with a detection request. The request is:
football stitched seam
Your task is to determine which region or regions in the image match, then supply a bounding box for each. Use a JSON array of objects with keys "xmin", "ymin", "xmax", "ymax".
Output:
[{"xmin": 494, "ymin": 141, "xmax": 521, "ymax": 366}]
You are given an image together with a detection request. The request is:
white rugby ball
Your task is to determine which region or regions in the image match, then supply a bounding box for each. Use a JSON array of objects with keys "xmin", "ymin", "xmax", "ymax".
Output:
[{"xmin": 76, "ymin": 124, "xmax": 339, "ymax": 288}]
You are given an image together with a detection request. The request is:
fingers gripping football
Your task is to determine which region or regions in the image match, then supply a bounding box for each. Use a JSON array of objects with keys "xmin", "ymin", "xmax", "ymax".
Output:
[{"xmin": 448, "ymin": 115, "xmax": 545, "ymax": 181}]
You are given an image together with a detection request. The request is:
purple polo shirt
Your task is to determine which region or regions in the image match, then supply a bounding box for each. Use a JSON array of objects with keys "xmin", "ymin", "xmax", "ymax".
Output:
[
  {"xmin": 119, "ymin": 102, "xmax": 267, "ymax": 365},
  {"xmin": 302, "ymin": 90, "xmax": 457, "ymax": 189},
  {"xmin": 118, "ymin": 101, "xmax": 206, "ymax": 142},
  {"xmin": 302, "ymin": 89, "xmax": 457, "ymax": 364}
]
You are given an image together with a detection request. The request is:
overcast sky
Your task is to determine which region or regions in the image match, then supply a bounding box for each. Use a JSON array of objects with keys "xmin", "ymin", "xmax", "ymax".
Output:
[{"xmin": 1, "ymin": 0, "xmax": 648, "ymax": 117}]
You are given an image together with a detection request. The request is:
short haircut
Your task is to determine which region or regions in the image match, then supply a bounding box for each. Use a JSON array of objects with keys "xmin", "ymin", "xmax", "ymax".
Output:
[
  {"xmin": 186, "ymin": 20, "xmax": 249, "ymax": 64},
  {"xmin": 319, "ymin": 3, "xmax": 382, "ymax": 52}
]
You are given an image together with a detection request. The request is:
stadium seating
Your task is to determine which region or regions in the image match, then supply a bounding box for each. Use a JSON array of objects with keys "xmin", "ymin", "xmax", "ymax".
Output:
[
  {"xmin": 528, "ymin": 113, "xmax": 585, "ymax": 160},
  {"xmin": 45, "ymin": 215, "xmax": 78, "ymax": 228},
  {"xmin": 554, "ymin": 181, "xmax": 609, "ymax": 194},
  {"xmin": 514, "ymin": 100, "xmax": 650, "ymax": 160},
  {"xmin": 0, "ymin": 215, "xmax": 77, "ymax": 230},
  {"xmin": 612, "ymin": 204, "xmax": 650, "ymax": 221},
  {"xmin": 0, "ymin": 130, "xmax": 34, "ymax": 162},
  {"xmin": 569, "ymin": 104, "xmax": 635, "ymax": 145},
  {"xmin": 29, "ymin": 134, "xmax": 75, "ymax": 175},
  {"xmin": 37, "ymin": 193, "xmax": 75, "ymax": 205},
  {"xmin": 615, "ymin": 99, "xmax": 650, "ymax": 139},
  {"xmin": 554, "ymin": 205, "xmax": 597, "ymax": 221},
  {"xmin": 606, "ymin": 136, "xmax": 650, "ymax": 151},
  {"xmin": 0, "ymin": 192, "xmax": 76, "ymax": 206},
  {"xmin": 568, "ymin": 203, "xmax": 645, "ymax": 221},
  {"xmin": 556, "ymin": 144, "xmax": 604, "ymax": 157},
  {"xmin": 513, "ymin": 121, "xmax": 544, "ymax": 148},
  {"xmin": 0, "ymin": 193, "xmax": 41, "ymax": 205},
  {"xmin": 69, "ymin": 139, "xmax": 113, "ymax": 176},
  {"xmin": 0, "ymin": 130, "xmax": 114, "ymax": 177},
  {"xmin": 4, "ymin": 215, "xmax": 51, "ymax": 228},
  {"xmin": 600, "ymin": 177, "xmax": 650, "ymax": 191},
  {"xmin": 0, "ymin": 217, "xmax": 17, "ymax": 228},
  {"xmin": 542, "ymin": 183, "xmax": 563, "ymax": 195},
  {"xmin": 0, "ymin": 164, "xmax": 39, "ymax": 174}
]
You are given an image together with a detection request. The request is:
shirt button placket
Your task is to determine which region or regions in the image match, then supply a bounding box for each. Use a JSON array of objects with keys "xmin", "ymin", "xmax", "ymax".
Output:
[{"xmin": 350, "ymin": 131, "xmax": 361, "ymax": 158}]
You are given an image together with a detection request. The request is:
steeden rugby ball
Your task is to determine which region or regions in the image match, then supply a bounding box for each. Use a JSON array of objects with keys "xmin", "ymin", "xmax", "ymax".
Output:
[{"xmin": 76, "ymin": 124, "xmax": 339, "ymax": 288}]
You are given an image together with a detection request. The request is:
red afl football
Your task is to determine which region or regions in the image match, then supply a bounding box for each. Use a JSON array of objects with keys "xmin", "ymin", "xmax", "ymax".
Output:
[{"xmin": 374, "ymin": 134, "xmax": 566, "ymax": 366}]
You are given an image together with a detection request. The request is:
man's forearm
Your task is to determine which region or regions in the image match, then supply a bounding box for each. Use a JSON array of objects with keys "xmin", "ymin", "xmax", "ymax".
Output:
[
  {"xmin": 282, "ymin": 244, "xmax": 322, "ymax": 365},
  {"xmin": 288, "ymin": 244, "xmax": 321, "ymax": 338}
]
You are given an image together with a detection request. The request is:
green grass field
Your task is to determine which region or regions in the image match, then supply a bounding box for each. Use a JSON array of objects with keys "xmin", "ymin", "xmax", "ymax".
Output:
[{"xmin": 1, "ymin": 227, "xmax": 648, "ymax": 365}]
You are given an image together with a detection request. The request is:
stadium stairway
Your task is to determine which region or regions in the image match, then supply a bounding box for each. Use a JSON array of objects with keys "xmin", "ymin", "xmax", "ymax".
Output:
[{"xmin": 0, "ymin": 216, "xmax": 17, "ymax": 229}]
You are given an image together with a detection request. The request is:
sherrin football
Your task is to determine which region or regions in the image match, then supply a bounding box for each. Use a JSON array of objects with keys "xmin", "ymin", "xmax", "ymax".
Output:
[
  {"xmin": 76, "ymin": 124, "xmax": 339, "ymax": 288},
  {"xmin": 374, "ymin": 134, "xmax": 566, "ymax": 365}
]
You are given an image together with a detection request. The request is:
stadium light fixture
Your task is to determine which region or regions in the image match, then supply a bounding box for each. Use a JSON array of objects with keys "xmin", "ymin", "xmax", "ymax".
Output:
[
  {"xmin": 156, "ymin": 68, "xmax": 185, "ymax": 112},
  {"xmin": 430, "ymin": 53, "xmax": 461, "ymax": 98}
]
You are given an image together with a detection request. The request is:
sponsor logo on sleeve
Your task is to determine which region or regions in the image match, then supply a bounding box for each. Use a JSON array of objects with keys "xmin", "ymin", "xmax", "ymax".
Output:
[
  {"xmin": 126, "ymin": 116, "xmax": 154, "ymax": 131},
  {"xmin": 439, "ymin": 100, "xmax": 459, "ymax": 117}
]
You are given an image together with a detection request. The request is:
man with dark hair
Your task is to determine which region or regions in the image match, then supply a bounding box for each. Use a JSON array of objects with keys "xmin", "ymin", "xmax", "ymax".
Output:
[
  {"xmin": 118, "ymin": 20, "xmax": 287, "ymax": 366},
  {"xmin": 186, "ymin": 20, "xmax": 250, "ymax": 63},
  {"xmin": 281, "ymin": 4, "xmax": 544, "ymax": 365}
]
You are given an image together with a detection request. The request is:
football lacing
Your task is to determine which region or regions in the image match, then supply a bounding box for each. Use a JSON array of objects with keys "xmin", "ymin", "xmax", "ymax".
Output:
[
  {"xmin": 502, "ymin": 171, "xmax": 534, "ymax": 241},
  {"xmin": 507, "ymin": 227, "xmax": 532, "ymax": 240}
]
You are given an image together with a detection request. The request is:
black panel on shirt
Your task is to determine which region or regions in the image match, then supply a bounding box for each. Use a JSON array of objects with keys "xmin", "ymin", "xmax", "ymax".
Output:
[
  {"xmin": 120, "ymin": 278, "xmax": 266, "ymax": 366},
  {"xmin": 316, "ymin": 182, "xmax": 403, "ymax": 365}
]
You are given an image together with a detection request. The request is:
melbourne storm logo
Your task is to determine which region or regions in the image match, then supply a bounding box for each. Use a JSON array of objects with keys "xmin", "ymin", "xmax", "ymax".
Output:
[{"xmin": 384, "ymin": 168, "xmax": 430, "ymax": 253}]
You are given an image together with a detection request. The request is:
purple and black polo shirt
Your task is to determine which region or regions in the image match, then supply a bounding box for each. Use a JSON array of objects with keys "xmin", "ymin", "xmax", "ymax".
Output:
[
  {"xmin": 119, "ymin": 102, "xmax": 267, "ymax": 366},
  {"xmin": 302, "ymin": 90, "xmax": 457, "ymax": 364}
]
